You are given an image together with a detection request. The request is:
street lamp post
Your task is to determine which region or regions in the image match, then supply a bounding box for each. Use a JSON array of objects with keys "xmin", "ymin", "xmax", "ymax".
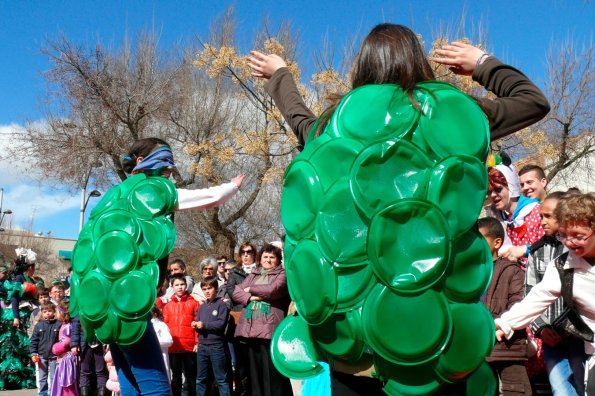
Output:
[
  {"xmin": 79, "ymin": 163, "xmax": 103, "ymax": 231},
  {"xmin": 0, "ymin": 188, "xmax": 12, "ymax": 229},
  {"xmin": 79, "ymin": 189, "xmax": 101, "ymax": 231}
]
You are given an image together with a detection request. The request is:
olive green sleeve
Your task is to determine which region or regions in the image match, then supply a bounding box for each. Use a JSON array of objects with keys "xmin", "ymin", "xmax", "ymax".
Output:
[
  {"xmin": 264, "ymin": 67, "xmax": 317, "ymax": 149},
  {"xmin": 473, "ymin": 57, "xmax": 550, "ymax": 141}
]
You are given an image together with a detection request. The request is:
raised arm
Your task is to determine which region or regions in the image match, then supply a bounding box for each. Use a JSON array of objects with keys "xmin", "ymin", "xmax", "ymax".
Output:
[
  {"xmin": 248, "ymin": 51, "xmax": 317, "ymax": 149},
  {"xmin": 176, "ymin": 175, "xmax": 245, "ymax": 211},
  {"xmin": 433, "ymin": 41, "xmax": 550, "ymax": 140}
]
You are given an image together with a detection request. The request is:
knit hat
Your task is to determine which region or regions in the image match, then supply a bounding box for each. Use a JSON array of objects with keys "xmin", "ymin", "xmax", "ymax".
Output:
[{"xmin": 495, "ymin": 164, "xmax": 521, "ymax": 198}]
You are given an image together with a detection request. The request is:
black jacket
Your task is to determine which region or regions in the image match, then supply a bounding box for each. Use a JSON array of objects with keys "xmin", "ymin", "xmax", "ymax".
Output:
[
  {"xmin": 226, "ymin": 266, "xmax": 249, "ymax": 311},
  {"xmin": 29, "ymin": 318, "xmax": 61, "ymax": 359}
]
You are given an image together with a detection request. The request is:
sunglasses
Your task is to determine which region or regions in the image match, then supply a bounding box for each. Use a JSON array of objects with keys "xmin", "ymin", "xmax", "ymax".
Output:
[
  {"xmin": 217, "ymin": 261, "xmax": 226, "ymax": 266},
  {"xmin": 240, "ymin": 249, "xmax": 254, "ymax": 255}
]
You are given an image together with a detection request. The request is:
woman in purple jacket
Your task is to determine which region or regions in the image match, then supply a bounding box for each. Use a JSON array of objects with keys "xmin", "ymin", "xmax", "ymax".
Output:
[{"xmin": 232, "ymin": 243, "xmax": 293, "ymax": 396}]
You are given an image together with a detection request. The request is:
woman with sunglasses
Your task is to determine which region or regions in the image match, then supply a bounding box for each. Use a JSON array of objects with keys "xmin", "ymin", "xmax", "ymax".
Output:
[
  {"xmin": 74, "ymin": 137, "xmax": 245, "ymax": 396},
  {"xmin": 225, "ymin": 241, "xmax": 258, "ymax": 394},
  {"xmin": 496, "ymin": 192, "xmax": 595, "ymax": 395}
]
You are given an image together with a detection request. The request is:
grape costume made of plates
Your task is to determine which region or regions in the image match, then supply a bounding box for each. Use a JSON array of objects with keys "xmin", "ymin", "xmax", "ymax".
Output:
[
  {"xmin": 273, "ymin": 82, "xmax": 497, "ymax": 395},
  {"xmin": 0, "ymin": 278, "xmax": 36, "ymax": 389},
  {"xmin": 70, "ymin": 173, "xmax": 177, "ymax": 345}
]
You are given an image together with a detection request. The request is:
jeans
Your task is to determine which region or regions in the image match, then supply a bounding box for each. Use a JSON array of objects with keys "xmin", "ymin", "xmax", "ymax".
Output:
[
  {"xmin": 196, "ymin": 343, "xmax": 231, "ymax": 396},
  {"xmin": 37, "ymin": 357, "xmax": 57, "ymax": 396},
  {"xmin": 109, "ymin": 322, "xmax": 171, "ymax": 396},
  {"xmin": 543, "ymin": 338, "xmax": 586, "ymax": 396}
]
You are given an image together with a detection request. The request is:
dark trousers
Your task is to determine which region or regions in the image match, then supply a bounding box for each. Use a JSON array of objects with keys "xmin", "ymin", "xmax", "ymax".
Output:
[
  {"xmin": 80, "ymin": 344, "xmax": 108, "ymax": 388},
  {"xmin": 233, "ymin": 338, "xmax": 251, "ymax": 395},
  {"xmin": 170, "ymin": 352, "xmax": 197, "ymax": 396},
  {"xmin": 587, "ymin": 360, "xmax": 595, "ymax": 396},
  {"xmin": 490, "ymin": 362, "xmax": 532, "ymax": 395},
  {"xmin": 246, "ymin": 338, "xmax": 292, "ymax": 396},
  {"xmin": 329, "ymin": 370, "xmax": 384, "ymax": 396}
]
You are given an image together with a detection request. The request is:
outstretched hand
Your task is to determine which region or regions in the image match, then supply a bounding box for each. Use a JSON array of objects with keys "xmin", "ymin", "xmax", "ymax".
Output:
[
  {"xmin": 495, "ymin": 322, "xmax": 506, "ymax": 342},
  {"xmin": 231, "ymin": 175, "xmax": 246, "ymax": 189},
  {"xmin": 247, "ymin": 51, "xmax": 287, "ymax": 79},
  {"xmin": 432, "ymin": 41, "xmax": 487, "ymax": 76},
  {"xmin": 500, "ymin": 245, "xmax": 527, "ymax": 261}
]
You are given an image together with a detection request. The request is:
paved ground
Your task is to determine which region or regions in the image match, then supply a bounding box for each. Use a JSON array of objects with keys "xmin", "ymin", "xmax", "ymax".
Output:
[{"xmin": 0, "ymin": 390, "xmax": 37, "ymax": 395}]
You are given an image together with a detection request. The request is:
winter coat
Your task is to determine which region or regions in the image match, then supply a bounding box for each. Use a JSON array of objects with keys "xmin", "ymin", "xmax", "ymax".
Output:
[
  {"xmin": 232, "ymin": 265, "xmax": 290, "ymax": 340},
  {"xmin": 227, "ymin": 266, "xmax": 249, "ymax": 311},
  {"xmin": 163, "ymin": 292, "xmax": 199, "ymax": 353},
  {"xmin": 29, "ymin": 318, "xmax": 61, "ymax": 359},
  {"xmin": 484, "ymin": 257, "xmax": 528, "ymax": 362}
]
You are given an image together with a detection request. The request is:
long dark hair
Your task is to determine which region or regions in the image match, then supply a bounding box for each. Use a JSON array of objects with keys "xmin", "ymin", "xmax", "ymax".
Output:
[
  {"xmin": 122, "ymin": 137, "xmax": 170, "ymax": 174},
  {"xmin": 316, "ymin": 24, "xmax": 435, "ymax": 136}
]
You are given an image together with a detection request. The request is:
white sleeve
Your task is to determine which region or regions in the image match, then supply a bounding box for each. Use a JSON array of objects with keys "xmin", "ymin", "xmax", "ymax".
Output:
[
  {"xmin": 496, "ymin": 263, "xmax": 561, "ymax": 338},
  {"xmin": 176, "ymin": 183, "xmax": 238, "ymax": 211}
]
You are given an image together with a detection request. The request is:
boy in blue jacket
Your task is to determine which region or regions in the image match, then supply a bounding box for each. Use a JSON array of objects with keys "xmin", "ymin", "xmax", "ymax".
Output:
[
  {"xmin": 192, "ymin": 276, "xmax": 231, "ymax": 396},
  {"xmin": 29, "ymin": 303, "xmax": 61, "ymax": 396}
]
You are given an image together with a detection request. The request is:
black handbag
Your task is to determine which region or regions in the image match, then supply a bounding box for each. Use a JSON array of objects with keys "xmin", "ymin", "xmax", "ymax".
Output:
[{"xmin": 552, "ymin": 252, "xmax": 594, "ymax": 342}]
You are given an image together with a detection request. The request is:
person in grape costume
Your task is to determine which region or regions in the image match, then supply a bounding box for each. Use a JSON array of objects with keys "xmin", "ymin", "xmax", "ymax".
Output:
[
  {"xmin": 248, "ymin": 23, "xmax": 550, "ymax": 395},
  {"xmin": 70, "ymin": 137, "xmax": 245, "ymax": 395},
  {"xmin": 0, "ymin": 249, "xmax": 38, "ymax": 390}
]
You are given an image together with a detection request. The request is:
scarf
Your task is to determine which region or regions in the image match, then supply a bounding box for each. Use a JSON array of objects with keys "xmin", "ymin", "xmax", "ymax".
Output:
[
  {"xmin": 130, "ymin": 146, "xmax": 175, "ymax": 175},
  {"xmin": 245, "ymin": 268, "xmax": 272, "ymax": 320},
  {"xmin": 242, "ymin": 263, "xmax": 257, "ymax": 274}
]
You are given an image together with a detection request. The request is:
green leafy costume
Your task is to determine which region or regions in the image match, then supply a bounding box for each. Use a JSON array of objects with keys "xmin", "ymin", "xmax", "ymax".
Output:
[
  {"xmin": 0, "ymin": 280, "xmax": 36, "ymax": 390},
  {"xmin": 273, "ymin": 82, "xmax": 497, "ymax": 395}
]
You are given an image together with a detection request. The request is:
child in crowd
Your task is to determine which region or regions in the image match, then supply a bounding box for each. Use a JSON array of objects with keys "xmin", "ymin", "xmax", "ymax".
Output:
[
  {"xmin": 29, "ymin": 288, "xmax": 50, "ymax": 337},
  {"xmin": 163, "ymin": 273, "xmax": 200, "ymax": 396},
  {"xmin": 526, "ymin": 191, "xmax": 587, "ymax": 394},
  {"xmin": 49, "ymin": 283, "xmax": 66, "ymax": 305},
  {"xmin": 162, "ymin": 258, "xmax": 195, "ymax": 304},
  {"xmin": 193, "ymin": 276, "xmax": 231, "ymax": 396},
  {"xmin": 496, "ymin": 192, "xmax": 595, "ymax": 395},
  {"xmin": 151, "ymin": 306, "xmax": 173, "ymax": 380},
  {"xmin": 30, "ymin": 303, "xmax": 61, "ymax": 396},
  {"xmin": 50, "ymin": 301, "xmax": 77, "ymax": 396},
  {"xmin": 104, "ymin": 347, "xmax": 120, "ymax": 395},
  {"xmin": 478, "ymin": 217, "xmax": 531, "ymax": 394}
]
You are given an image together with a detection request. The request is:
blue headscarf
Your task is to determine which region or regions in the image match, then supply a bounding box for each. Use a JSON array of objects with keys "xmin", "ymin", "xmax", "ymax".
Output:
[{"xmin": 130, "ymin": 146, "xmax": 175, "ymax": 175}]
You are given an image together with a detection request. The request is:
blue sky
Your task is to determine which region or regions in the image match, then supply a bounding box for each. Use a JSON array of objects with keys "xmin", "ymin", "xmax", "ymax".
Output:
[{"xmin": 0, "ymin": 0, "xmax": 592, "ymax": 240}]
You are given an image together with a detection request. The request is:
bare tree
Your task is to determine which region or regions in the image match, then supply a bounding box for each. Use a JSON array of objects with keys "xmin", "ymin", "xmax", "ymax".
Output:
[
  {"xmin": 19, "ymin": 31, "xmax": 184, "ymax": 191},
  {"xmin": 16, "ymin": 11, "xmax": 302, "ymax": 256},
  {"xmin": 539, "ymin": 40, "xmax": 594, "ymax": 183}
]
